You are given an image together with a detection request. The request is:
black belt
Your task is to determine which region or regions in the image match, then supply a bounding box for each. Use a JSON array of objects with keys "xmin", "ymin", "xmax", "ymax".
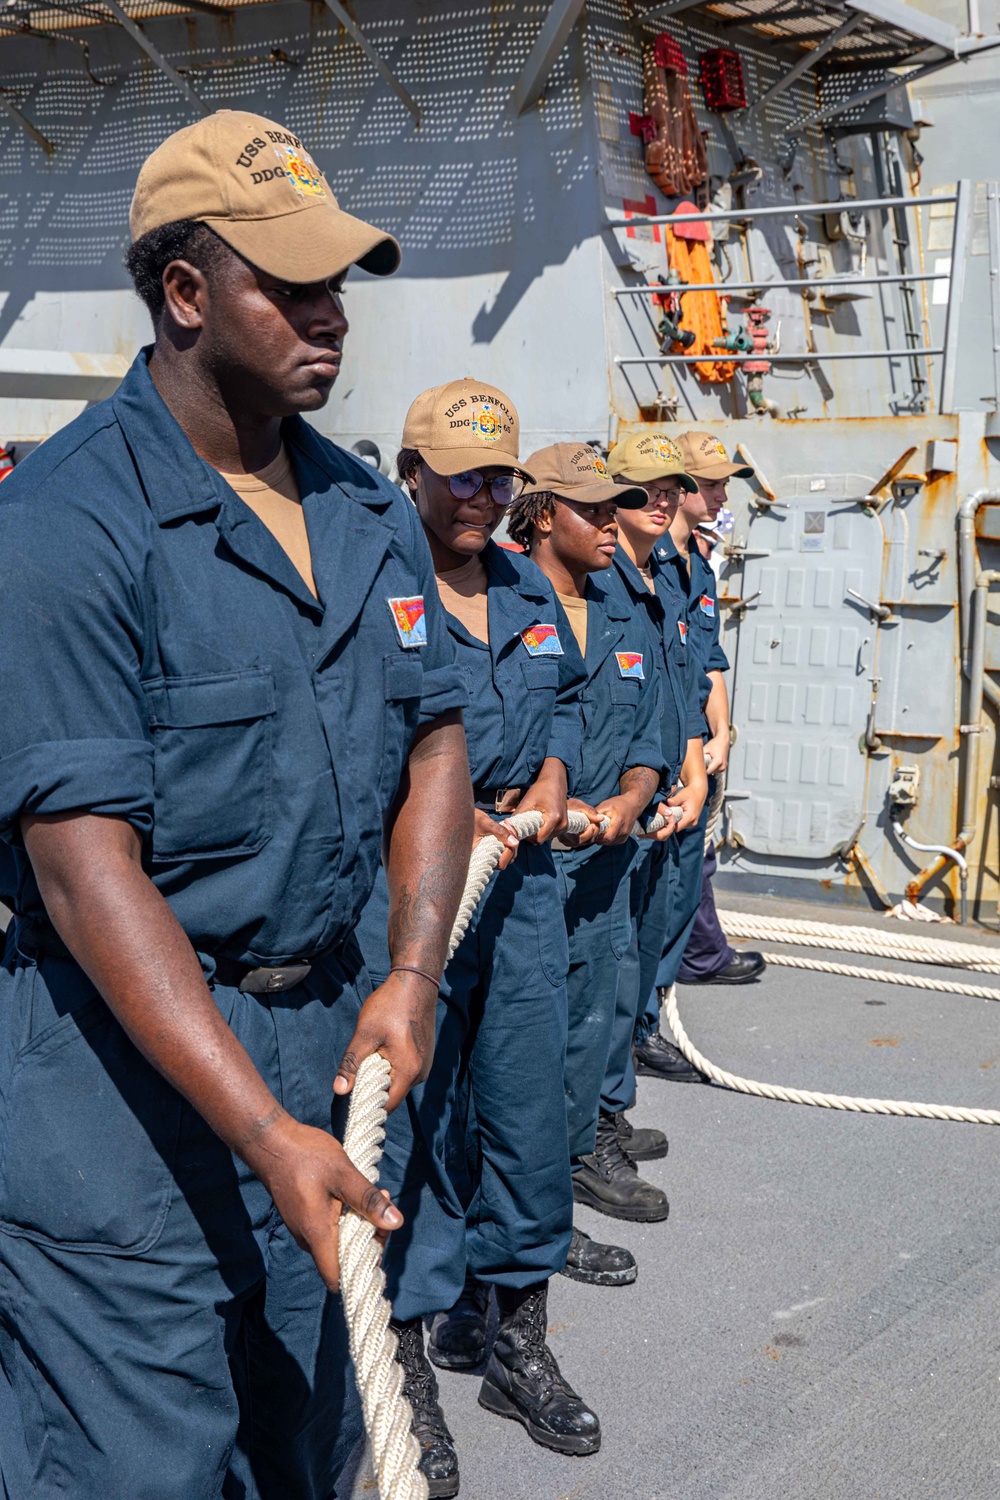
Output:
[
  {"xmin": 472, "ymin": 785, "xmax": 522, "ymax": 814},
  {"xmin": 15, "ymin": 919, "xmax": 313, "ymax": 996},
  {"xmin": 212, "ymin": 955, "xmax": 313, "ymax": 994}
]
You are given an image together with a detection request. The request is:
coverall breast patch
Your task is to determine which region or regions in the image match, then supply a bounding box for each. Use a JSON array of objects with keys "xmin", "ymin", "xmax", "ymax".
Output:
[
  {"xmin": 388, "ymin": 596, "xmax": 427, "ymax": 648},
  {"xmin": 616, "ymin": 651, "xmax": 644, "ymax": 680},
  {"xmin": 521, "ymin": 624, "xmax": 563, "ymax": 656}
]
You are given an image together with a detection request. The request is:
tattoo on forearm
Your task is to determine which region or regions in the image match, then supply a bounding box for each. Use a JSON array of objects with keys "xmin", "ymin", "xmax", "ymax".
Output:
[
  {"xmin": 619, "ymin": 766, "xmax": 659, "ymax": 804},
  {"xmin": 388, "ymin": 856, "xmax": 461, "ymax": 970}
]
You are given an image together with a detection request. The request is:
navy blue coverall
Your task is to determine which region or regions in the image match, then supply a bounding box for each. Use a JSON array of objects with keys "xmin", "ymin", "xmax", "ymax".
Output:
[
  {"xmin": 0, "ymin": 350, "xmax": 467, "ymax": 1500},
  {"xmin": 600, "ymin": 544, "xmax": 705, "ymax": 1114},
  {"xmin": 357, "ymin": 540, "xmax": 585, "ymax": 1322},
  {"xmin": 639, "ymin": 535, "xmax": 730, "ymax": 1035},
  {"xmin": 554, "ymin": 575, "xmax": 663, "ymax": 1161}
]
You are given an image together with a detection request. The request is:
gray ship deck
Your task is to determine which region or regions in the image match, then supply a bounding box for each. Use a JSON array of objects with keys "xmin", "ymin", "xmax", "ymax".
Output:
[{"xmin": 352, "ymin": 899, "xmax": 1000, "ymax": 1500}]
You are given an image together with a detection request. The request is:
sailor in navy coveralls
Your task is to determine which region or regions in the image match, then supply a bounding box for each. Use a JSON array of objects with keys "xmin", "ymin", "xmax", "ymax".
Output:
[
  {"xmin": 636, "ymin": 430, "xmax": 766, "ymax": 1079},
  {"xmin": 507, "ymin": 444, "xmax": 672, "ymax": 1268},
  {"xmin": 356, "ymin": 382, "xmax": 600, "ymax": 1495},
  {"xmin": 0, "ymin": 111, "xmax": 474, "ymax": 1500}
]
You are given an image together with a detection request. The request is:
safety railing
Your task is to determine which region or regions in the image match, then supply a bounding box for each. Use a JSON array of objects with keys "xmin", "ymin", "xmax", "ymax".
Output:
[{"xmin": 606, "ymin": 184, "xmax": 973, "ymax": 414}]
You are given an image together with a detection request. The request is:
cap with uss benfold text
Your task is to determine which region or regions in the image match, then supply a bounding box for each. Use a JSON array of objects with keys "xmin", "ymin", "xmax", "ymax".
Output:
[
  {"xmin": 677, "ymin": 430, "xmax": 754, "ymax": 481},
  {"xmin": 607, "ymin": 431, "xmax": 698, "ymax": 491},
  {"xmin": 402, "ymin": 378, "xmax": 533, "ymax": 479},
  {"xmin": 520, "ymin": 443, "xmax": 647, "ymax": 508},
  {"xmin": 129, "ymin": 110, "xmax": 400, "ymax": 284}
]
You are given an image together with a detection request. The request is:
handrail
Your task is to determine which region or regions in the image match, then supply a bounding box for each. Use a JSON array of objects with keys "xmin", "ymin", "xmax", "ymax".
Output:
[
  {"xmin": 605, "ymin": 191, "xmax": 955, "ymax": 232},
  {"xmin": 613, "ymin": 271, "xmax": 949, "ymax": 297},
  {"xmin": 617, "ymin": 347, "xmax": 943, "ymax": 366}
]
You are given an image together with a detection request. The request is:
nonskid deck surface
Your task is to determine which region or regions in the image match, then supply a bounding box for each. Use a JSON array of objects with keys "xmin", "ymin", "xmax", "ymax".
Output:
[{"xmin": 351, "ymin": 921, "xmax": 1000, "ymax": 1500}]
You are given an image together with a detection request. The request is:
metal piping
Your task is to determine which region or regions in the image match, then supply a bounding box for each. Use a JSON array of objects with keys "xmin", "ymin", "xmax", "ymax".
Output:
[
  {"xmin": 903, "ymin": 493, "xmax": 1000, "ymax": 921},
  {"xmin": 892, "ymin": 819, "xmax": 969, "ymax": 926},
  {"xmin": 958, "ymin": 490, "xmax": 998, "ymax": 670}
]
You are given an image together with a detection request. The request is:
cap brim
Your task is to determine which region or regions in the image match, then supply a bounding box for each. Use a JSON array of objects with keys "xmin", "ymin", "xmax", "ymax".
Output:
[
  {"xmin": 525, "ymin": 479, "xmax": 648, "ymax": 509},
  {"xmin": 688, "ymin": 461, "xmax": 754, "ymax": 481},
  {"xmin": 205, "ymin": 199, "xmax": 401, "ymax": 283},
  {"xmin": 611, "ymin": 465, "xmax": 699, "ymax": 493},
  {"xmin": 420, "ymin": 449, "xmax": 535, "ymax": 485}
]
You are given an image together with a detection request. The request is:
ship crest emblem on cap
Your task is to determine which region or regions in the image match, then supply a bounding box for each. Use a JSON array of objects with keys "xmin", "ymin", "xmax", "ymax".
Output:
[
  {"xmin": 591, "ymin": 454, "xmax": 610, "ymax": 478},
  {"xmin": 653, "ymin": 437, "xmax": 682, "ymax": 465},
  {"xmin": 712, "ymin": 439, "xmax": 728, "ymax": 459},
  {"xmin": 471, "ymin": 403, "xmax": 503, "ymax": 443},
  {"xmin": 277, "ymin": 145, "xmax": 326, "ymax": 201}
]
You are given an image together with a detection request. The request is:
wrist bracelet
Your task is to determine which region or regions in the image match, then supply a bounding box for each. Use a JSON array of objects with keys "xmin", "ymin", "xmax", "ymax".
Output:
[{"xmin": 389, "ymin": 964, "xmax": 441, "ymax": 991}]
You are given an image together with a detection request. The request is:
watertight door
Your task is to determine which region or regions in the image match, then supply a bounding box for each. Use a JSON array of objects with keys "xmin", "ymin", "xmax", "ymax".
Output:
[{"xmin": 727, "ymin": 493, "xmax": 883, "ymax": 859}]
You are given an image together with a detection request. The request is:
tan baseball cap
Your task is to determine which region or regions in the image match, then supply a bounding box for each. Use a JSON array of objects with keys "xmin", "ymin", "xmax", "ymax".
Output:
[
  {"xmin": 402, "ymin": 378, "xmax": 532, "ymax": 478},
  {"xmin": 129, "ymin": 109, "xmax": 400, "ymax": 283},
  {"xmin": 607, "ymin": 431, "xmax": 698, "ymax": 491},
  {"xmin": 520, "ymin": 443, "xmax": 647, "ymax": 508},
  {"xmin": 677, "ymin": 430, "xmax": 754, "ymax": 481}
]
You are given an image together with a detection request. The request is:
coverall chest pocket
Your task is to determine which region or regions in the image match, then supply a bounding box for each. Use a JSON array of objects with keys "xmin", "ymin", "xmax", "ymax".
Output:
[
  {"xmin": 520, "ymin": 657, "xmax": 559, "ymax": 772},
  {"xmin": 610, "ymin": 678, "xmax": 640, "ymax": 767},
  {"xmin": 144, "ymin": 669, "xmax": 275, "ymax": 861},
  {"xmin": 379, "ymin": 655, "xmax": 424, "ymax": 801},
  {"xmin": 0, "ymin": 982, "xmax": 182, "ymax": 1255}
]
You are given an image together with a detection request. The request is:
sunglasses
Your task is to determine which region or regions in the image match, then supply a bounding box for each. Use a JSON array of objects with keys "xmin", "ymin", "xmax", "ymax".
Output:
[{"xmin": 448, "ymin": 470, "xmax": 524, "ymax": 507}]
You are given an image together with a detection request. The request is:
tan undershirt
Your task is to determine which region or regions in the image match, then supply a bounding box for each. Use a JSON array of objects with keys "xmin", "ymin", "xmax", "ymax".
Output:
[
  {"xmin": 219, "ymin": 446, "xmax": 317, "ymax": 599},
  {"xmin": 556, "ymin": 590, "xmax": 588, "ymax": 656},
  {"xmin": 637, "ymin": 561, "xmax": 655, "ymax": 594},
  {"xmin": 437, "ymin": 555, "xmax": 490, "ymax": 643}
]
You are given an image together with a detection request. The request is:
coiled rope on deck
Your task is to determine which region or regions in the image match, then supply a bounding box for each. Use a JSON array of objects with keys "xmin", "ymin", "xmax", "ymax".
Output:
[
  {"xmin": 663, "ymin": 985, "xmax": 1000, "ymax": 1125},
  {"xmin": 342, "ymin": 803, "xmax": 666, "ymax": 1497},
  {"xmin": 719, "ymin": 911, "xmax": 1000, "ymax": 974}
]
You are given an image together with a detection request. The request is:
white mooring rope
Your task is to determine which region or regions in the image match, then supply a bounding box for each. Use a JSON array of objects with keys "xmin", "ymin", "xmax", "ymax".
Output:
[
  {"xmin": 341, "ymin": 1054, "xmax": 429, "ymax": 1500},
  {"xmin": 663, "ymin": 985, "xmax": 1000, "ymax": 1125},
  {"xmin": 744, "ymin": 951, "xmax": 1000, "ymax": 1001},
  {"xmin": 719, "ymin": 910, "xmax": 1000, "ymax": 974},
  {"xmin": 342, "ymin": 802, "xmax": 660, "ymax": 1497}
]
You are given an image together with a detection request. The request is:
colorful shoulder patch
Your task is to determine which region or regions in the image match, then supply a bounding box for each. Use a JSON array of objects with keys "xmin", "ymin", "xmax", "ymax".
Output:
[
  {"xmin": 388, "ymin": 596, "xmax": 427, "ymax": 649},
  {"xmin": 616, "ymin": 651, "xmax": 645, "ymax": 680},
  {"xmin": 699, "ymin": 593, "xmax": 715, "ymax": 617},
  {"xmin": 521, "ymin": 623, "xmax": 563, "ymax": 656},
  {"xmin": 677, "ymin": 620, "xmax": 688, "ymax": 643}
]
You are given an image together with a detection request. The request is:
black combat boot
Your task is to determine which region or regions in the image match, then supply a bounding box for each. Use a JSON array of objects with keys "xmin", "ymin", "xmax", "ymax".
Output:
[
  {"xmin": 391, "ymin": 1317, "xmax": 460, "ymax": 1499},
  {"xmin": 614, "ymin": 1110, "xmax": 668, "ymax": 1161},
  {"xmin": 634, "ymin": 1022, "xmax": 705, "ymax": 1083},
  {"xmin": 573, "ymin": 1110, "xmax": 669, "ymax": 1222},
  {"xmin": 479, "ymin": 1281, "xmax": 601, "ymax": 1455},
  {"xmin": 427, "ymin": 1271, "xmax": 491, "ymax": 1371},
  {"xmin": 559, "ymin": 1225, "xmax": 637, "ymax": 1287}
]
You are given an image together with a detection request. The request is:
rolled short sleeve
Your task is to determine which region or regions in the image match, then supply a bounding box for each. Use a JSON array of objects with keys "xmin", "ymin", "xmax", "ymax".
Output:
[
  {"xmin": 0, "ymin": 500, "xmax": 153, "ymax": 840},
  {"xmin": 624, "ymin": 667, "xmax": 665, "ymax": 779},
  {"xmin": 395, "ymin": 501, "xmax": 468, "ymax": 725},
  {"xmin": 706, "ymin": 639, "xmax": 729, "ymax": 674},
  {"xmin": 546, "ymin": 596, "xmax": 585, "ymax": 775}
]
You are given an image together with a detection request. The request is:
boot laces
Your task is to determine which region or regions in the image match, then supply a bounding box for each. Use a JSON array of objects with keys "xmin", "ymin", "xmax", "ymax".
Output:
[
  {"xmin": 394, "ymin": 1324, "xmax": 448, "ymax": 1434},
  {"xmin": 503, "ymin": 1290, "xmax": 564, "ymax": 1393},
  {"xmin": 594, "ymin": 1112, "xmax": 638, "ymax": 1178}
]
